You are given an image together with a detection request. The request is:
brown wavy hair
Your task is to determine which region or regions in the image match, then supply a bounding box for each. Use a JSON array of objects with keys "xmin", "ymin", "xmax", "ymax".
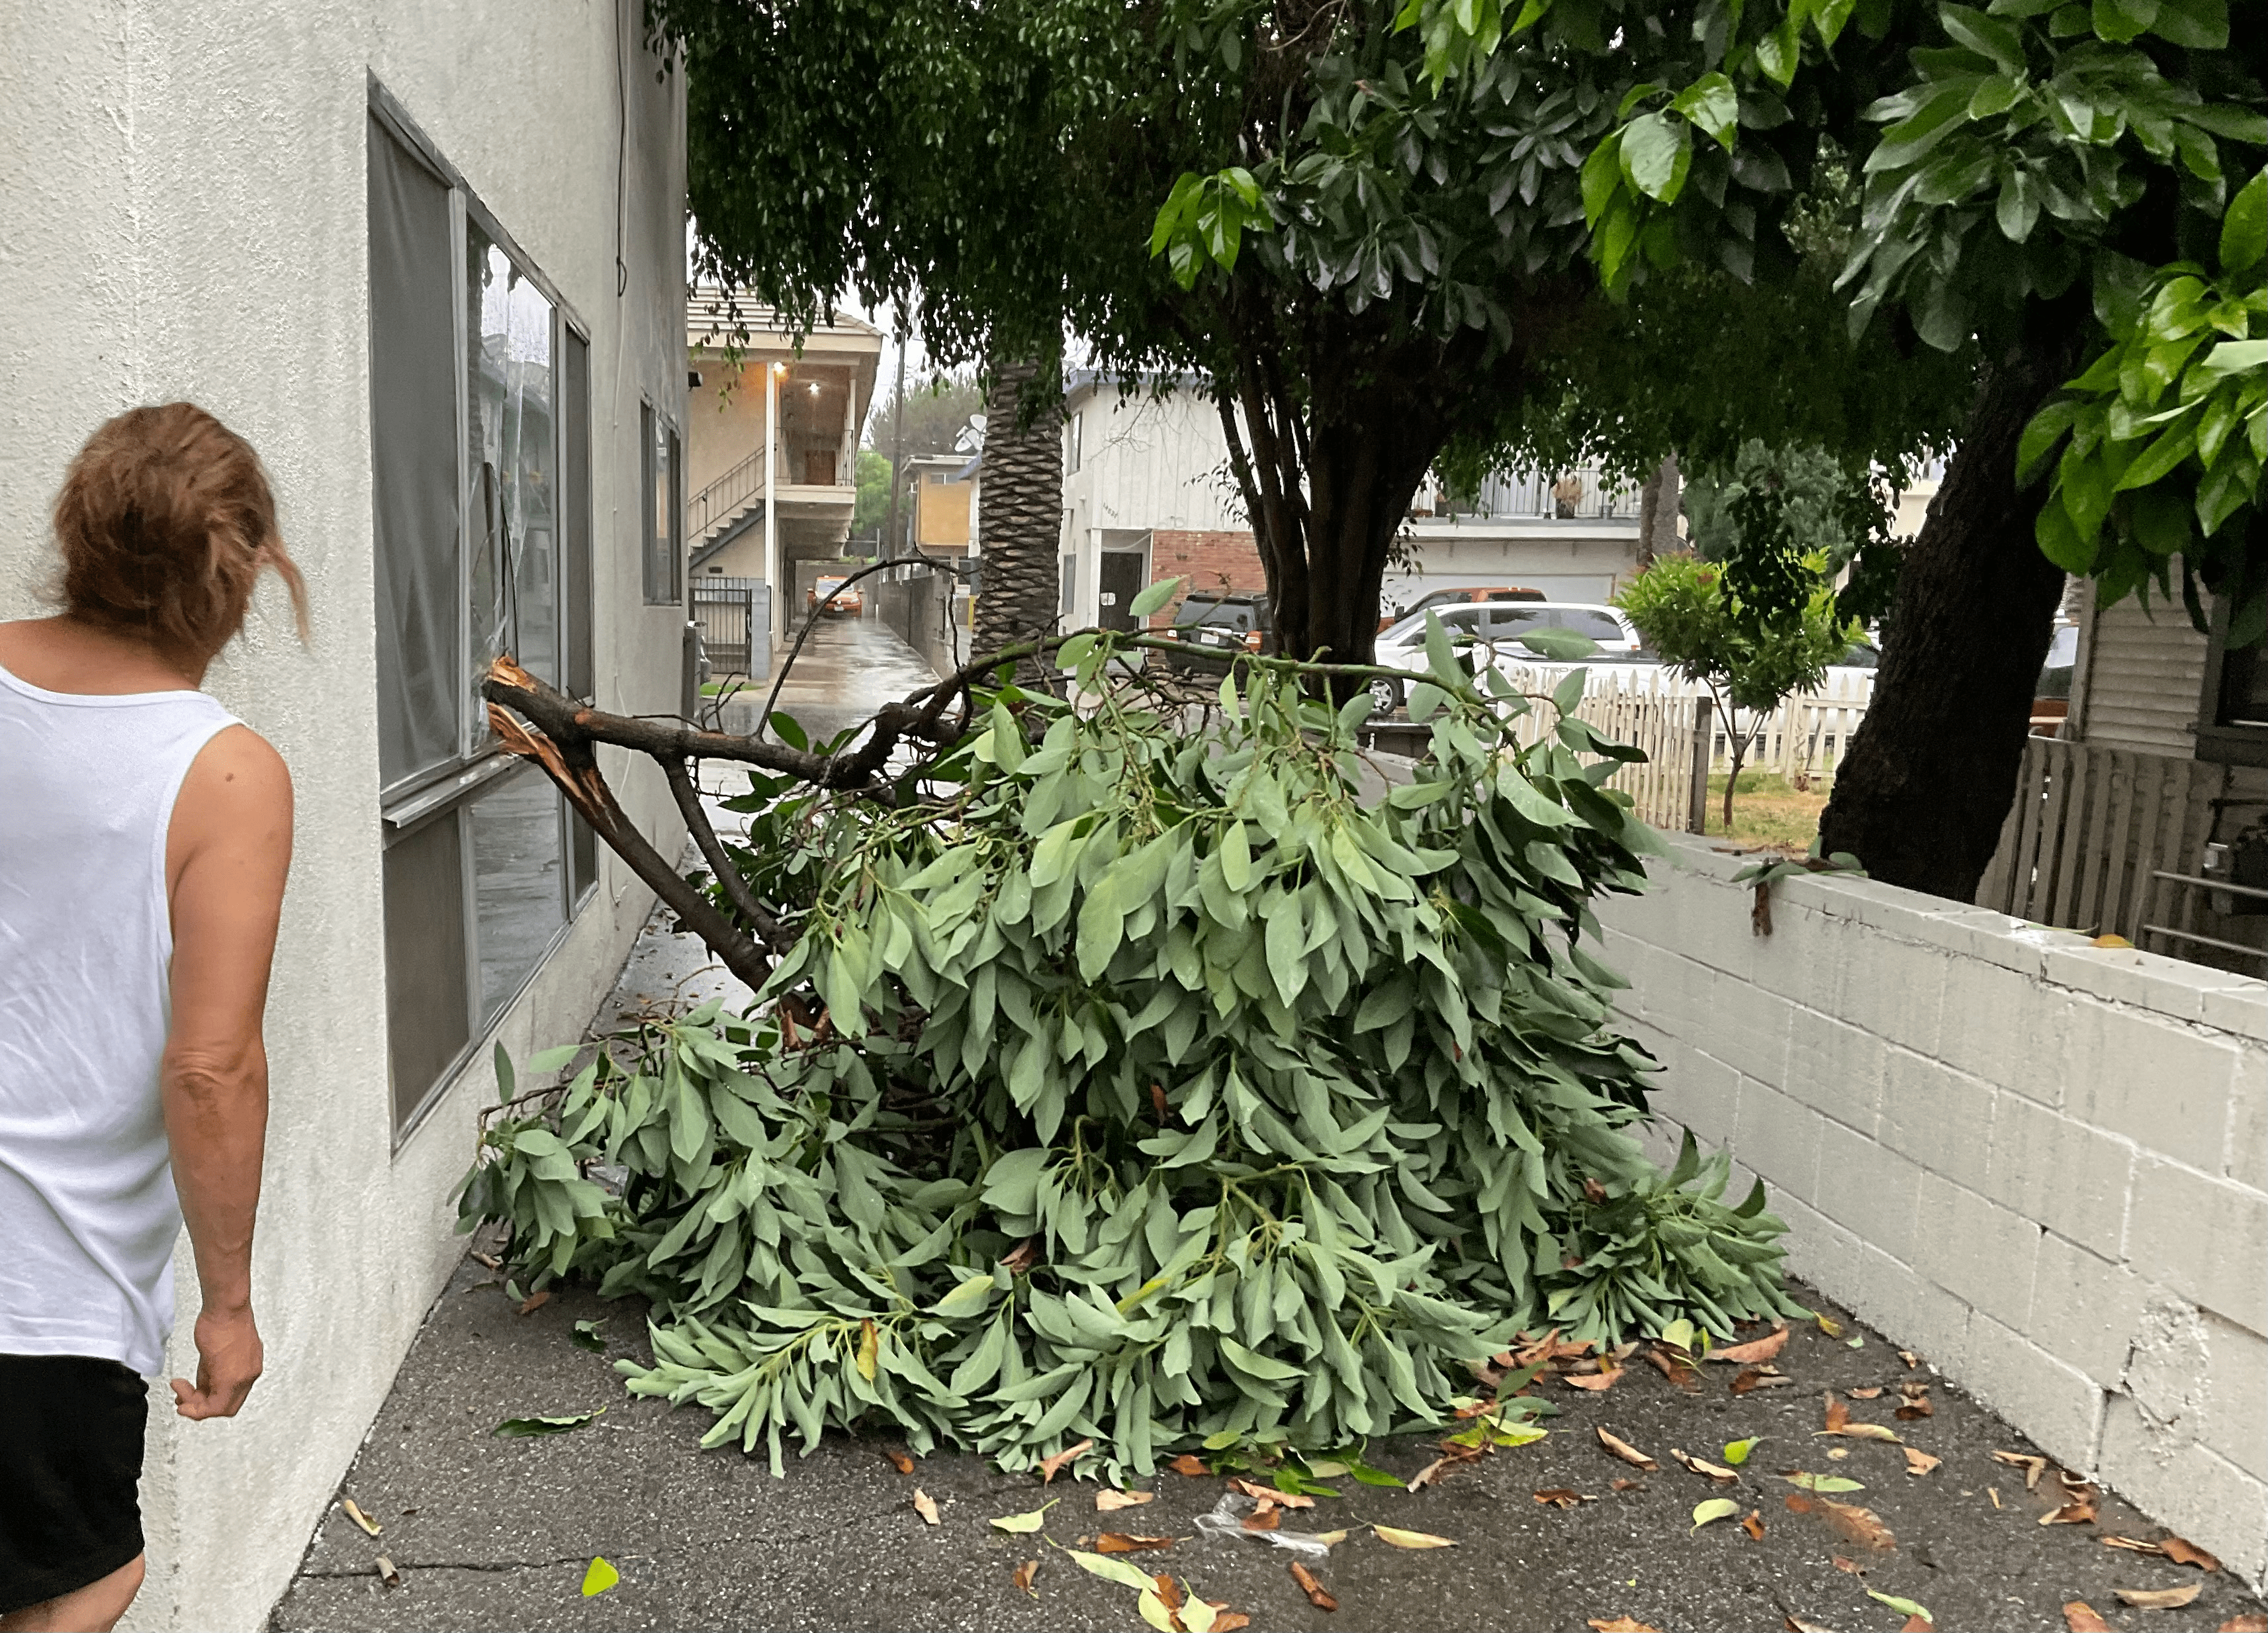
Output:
[{"xmin": 52, "ymin": 403, "xmax": 310, "ymax": 660}]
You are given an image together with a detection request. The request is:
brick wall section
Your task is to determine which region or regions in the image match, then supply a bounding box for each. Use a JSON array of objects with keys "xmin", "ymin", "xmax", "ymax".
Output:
[
  {"xmin": 1596, "ymin": 836, "xmax": 2268, "ymax": 1586},
  {"xmin": 1148, "ymin": 529, "xmax": 1265, "ymax": 628}
]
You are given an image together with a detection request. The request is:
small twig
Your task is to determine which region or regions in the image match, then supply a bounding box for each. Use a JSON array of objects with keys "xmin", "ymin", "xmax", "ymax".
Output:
[{"xmin": 661, "ymin": 755, "xmax": 790, "ymax": 955}]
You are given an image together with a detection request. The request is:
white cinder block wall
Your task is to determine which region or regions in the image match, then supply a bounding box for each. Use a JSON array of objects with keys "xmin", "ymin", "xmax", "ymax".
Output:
[
  {"xmin": 1598, "ymin": 837, "xmax": 2268, "ymax": 1585},
  {"xmin": 0, "ymin": 3, "xmax": 687, "ymax": 1626}
]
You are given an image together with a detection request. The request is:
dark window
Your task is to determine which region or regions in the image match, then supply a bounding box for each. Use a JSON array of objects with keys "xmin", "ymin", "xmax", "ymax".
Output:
[
  {"xmin": 643, "ymin": 403, "xmax": 682, "ymax": 604},
  {"xmin": 2198, "ymin": 588, "xmax": 2268, "ymax": 768},
  {"xmin": 369, "ymin": 96, "xmax": 590, "ymax": 1135}
]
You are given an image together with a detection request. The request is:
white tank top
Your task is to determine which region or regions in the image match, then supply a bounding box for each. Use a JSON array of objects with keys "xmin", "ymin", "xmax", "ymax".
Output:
[{"xmin": 0, "ymin": 658, "xmax": 238, "ymax": 1376}]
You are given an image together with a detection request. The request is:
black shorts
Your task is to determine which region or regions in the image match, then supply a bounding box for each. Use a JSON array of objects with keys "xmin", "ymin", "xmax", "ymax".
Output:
[{"xmin": 0, "ymin": 1354, "xmax": 148, "ymax": 1614}]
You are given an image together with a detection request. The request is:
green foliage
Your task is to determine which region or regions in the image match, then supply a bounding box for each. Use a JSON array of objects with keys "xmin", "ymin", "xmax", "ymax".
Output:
[
  {"xmin": 852, "ymin": 449, "xmax": 894, "ymax": 541},
  {"xmin": 458, "ymin": 640, "xmax": 1799, "ymax": 1478},
  {"xmin": 1682, "ymin": 441, "xmax": 1903, "ymax": 627},
  {"xmin": 2019, "ymin": 169, "xmax": 2268, "ymax": 641}
]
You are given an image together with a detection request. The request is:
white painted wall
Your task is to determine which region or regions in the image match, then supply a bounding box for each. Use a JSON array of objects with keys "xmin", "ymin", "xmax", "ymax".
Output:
[
  {"xmin": 1061, "ymin": 380, "xmax": 1248, "ymax": 628},
  {"xmin": 1598, "ymin": 837, "xmax": 2268, "ymax": 1585},
  {"xmin": 1382, "ymin": 523, "xmax": 1641, "ymax": 616},
  {"xmin": 0, "ymin": 4, "xmax": 686, "ymax": 1626}
]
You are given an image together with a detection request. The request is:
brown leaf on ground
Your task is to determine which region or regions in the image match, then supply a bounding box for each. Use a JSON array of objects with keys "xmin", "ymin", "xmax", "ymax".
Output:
[
  {"xmin": 1786, "ymin": 1494, "xmax": 1815, "ymax": 1514},
  {"xmin": 1533, "ymin": 1489, "xmax": 1586, "ymax": 1509},
  {"xmin": 885, "ymin": 1449, "xmax": 916, "ymax": 1475},
  {"xmin": 1096, "ymin": 1534, "xmax": 1174, "ymax": 1554},
  {"xmin": 1513, "ymin": 1328, "xmax": 1592, "ymax": 1367},
  {"xmin": 517, "ymin": 1289, "xmax": 551, "ymax": 1316},
  {"xmin": 1784, "ymin": 1618, "xmax": 1837, "ymax": 1633},
  {"xmin": 1847, "ymin": 1386, "xmax": 1885, "ymax": 1399},
  {"xmin": 1011, "ymin": 1560, "xmax": 1039, "ymax": 1597},
  {"xmin": 2100, "ymin": 1536, "xmax": 2165, "ymax": 1556},
  {"xmin": 1242, "ymin": 1507, "xmax": 1281, "ymax": 1532},
  {"xmin": 1406, "ymin": 1447, "xmax": 1486, "ymax": 1493},
  {"xmin": 1741, "ymin": 1509, "xmax": 1766, "ymax": 1540},
  {"xmin": 341, "ymin": 1499, "xmax": 383, "ymax": 1537},
  {"xmin": 375, "ymin": 1556, "xmax": 401, "ymax": 1589},
  {"xmin": 1815, "ymin": 1497, "xmax": 1896, "ymax": 1551},
  {"xmin": 2040, "ymin": 1498, "xmax": 2099, "ymax": 1527},
  {"xmin": 1212, "ymin": 1614, "xmax": 1252, "ymax": 1633},
  {"xmin": 1611, "ymin": 1477, "xmax": 1644, "ymax": 1492},
  {"xmin": 1153, "ymin": 1575, "xmax": 1185, "ymax": 1613},
  {"xmin": 2062, "ymin": 1603, "xmax": 2113, "ymax": 1632},
  {"xmin": 1896, "ymin": 1400, "xmax": 1935, "ymax": 1421},
  {"xmin": 1833, "ymin": 1555, "xmax": 1864, "ymax": 1575},
  {"xmin": 1733, "ymin": 1366, "xmax": 1795, "ymax": 1394},
  {"xmin": 1039, "ymin": 1439, "xmax": 1093, "ymax": 1483},
  {"xmin": 1647, "ymin": 1347, "xmax": 1701, "ymax": 1390},
  {"xmin": 911, "ymin": 1489, "xmax": 940, "ymax": 1525},
  {"xmin": 1903, "ymin": 1448, "xmax": 1942, "ymax": 1477},
  {"xmin": 1670, "ymin": 1448, "xmax": 1741, "ymax": 1484},
  {"xmin": 1097, "ymin": 1489, "xmax": 1156, "ymax": 1512},
  {"xmin": 1289, "ymin": 1563, "xmax": 1336, "ymax": 1612},
  {"xmin": 1597, "ymin": 1428, "xmax": 1659, "ymax": 1471},
  {"xmin": 2161, "ymin": 1537, "xmax": 2221, "ymax": 1571},
  {"xmin": 1899, "ymin": 1350, "xmax": 1921, "ymax": 1368},
  {"xmin": 2218, "ymin": 1616, "xmax": 2268, "ymax": 1632},
  {"xmin": 1818, "ymin": 1395, "xmax": 1901, "ymax": 1442},
  {"xmin": 1565, "ymin": 1370, "xmax": 1623, "ymax": 1392},
  {"xmin": 1168, "ymin": 1454, "xmax": 1209, "ymax": 1477},
  {"xmin": 1993, "ymin": 1450, "xmax": 2048, "ymax": 1489},
  {"xmin": 1901, "ymin": 1617, "xmax": 1932, "ymax": 1632},
  {"xmin": 1709, "ymin": 1325, "xmax": 1792, "ymax": 1365},
  {"xmin": 1586, "ymin": 1619, "xmax": 1662, "ymax": 1632},
  {"xmin": 1229, "ymin": 1477, "xmax": 1313, "ymax": 1509},
  {"xmin": 2114, "ymin": 1583, "xmax": 2201, "ymax": 1609},
  {"xmin": 471, "ymin": 1251, "xmax": 502, "ymax": 1270}
]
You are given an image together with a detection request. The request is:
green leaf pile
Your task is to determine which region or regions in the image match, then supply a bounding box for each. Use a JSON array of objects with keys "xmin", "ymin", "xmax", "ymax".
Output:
[{"xmin": 457, "ymin": 639, "xmax": 1798, "ymax": 1479}]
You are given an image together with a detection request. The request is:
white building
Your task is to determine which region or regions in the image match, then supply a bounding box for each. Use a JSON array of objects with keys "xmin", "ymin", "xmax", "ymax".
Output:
[
  {"xmin": 1388, "ymin": 469, "xmax": 1647, "ymax": 614},
  {"xmin": 1, "ymin": 9, "xmax": 688, "ymax": 1628}
]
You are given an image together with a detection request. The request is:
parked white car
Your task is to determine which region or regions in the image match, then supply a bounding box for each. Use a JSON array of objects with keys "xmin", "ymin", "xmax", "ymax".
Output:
[{"xmin": 1369, "ymin": 601, "xmax": 1642, "ymax": 712}]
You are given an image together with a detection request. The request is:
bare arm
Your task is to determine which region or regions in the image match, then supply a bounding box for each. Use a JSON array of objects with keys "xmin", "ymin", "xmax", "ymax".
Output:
[{"xmin": 161, "ymin": 723, "xmax": 292, "ymax": 1420}]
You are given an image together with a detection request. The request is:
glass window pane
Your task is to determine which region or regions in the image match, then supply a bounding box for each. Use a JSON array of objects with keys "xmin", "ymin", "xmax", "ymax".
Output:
[
  {"xmin": 384, "ymin": 812, "xmax": 471, "ymax": 1129},
  {"xmin": 466, "ymin": 230, "xmax": 559, "ymax": 748},
  {"xmin": 470, "ymin": 770, "xmax": 567, "ymax": 1019},
  {"xmin": 563, "ymin": 328, "xmax": 593, "ymax": 699},
  {"xmin": 368, "ymin": 117, "xmax": 461, "ymax": 792}
]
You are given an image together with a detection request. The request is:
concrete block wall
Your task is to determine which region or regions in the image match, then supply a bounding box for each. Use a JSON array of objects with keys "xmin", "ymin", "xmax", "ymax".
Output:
[{"xmin": 1598, "ymin": 836, "xmax": 2268, "ymax": 1585}]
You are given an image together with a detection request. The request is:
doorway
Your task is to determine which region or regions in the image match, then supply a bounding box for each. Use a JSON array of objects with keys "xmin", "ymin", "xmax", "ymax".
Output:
[{"xmin": 1098, "ymin": 549, "xmax": 1146, "ymax": 633}]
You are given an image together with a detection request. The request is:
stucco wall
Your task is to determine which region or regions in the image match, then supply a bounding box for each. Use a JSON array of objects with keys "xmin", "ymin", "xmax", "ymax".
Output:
[
  {"xmin": 1598, "ymin": 837, "xmax": 2268, "ymax": 1585},
  {"xmin": 0, "ymin": 3, "xmax": 686, "ymax": 1627}
]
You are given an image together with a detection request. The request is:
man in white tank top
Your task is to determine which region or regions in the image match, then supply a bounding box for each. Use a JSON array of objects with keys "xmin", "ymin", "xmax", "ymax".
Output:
[{"xmin": 0, "ymin": 404, "xmax": 302, "ymax": 1633}]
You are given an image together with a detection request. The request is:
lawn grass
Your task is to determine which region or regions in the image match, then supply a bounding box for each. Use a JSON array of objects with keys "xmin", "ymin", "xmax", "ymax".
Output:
[{"xmin": 1701, "ymin": 769, "xmax": 1831, "ymax": 853}]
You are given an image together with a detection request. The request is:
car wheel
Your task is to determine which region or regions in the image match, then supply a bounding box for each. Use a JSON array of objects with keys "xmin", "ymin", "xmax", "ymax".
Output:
[{"xmin": 1368, "ymin": 675, "xmax": 1403, "ymax": 716}]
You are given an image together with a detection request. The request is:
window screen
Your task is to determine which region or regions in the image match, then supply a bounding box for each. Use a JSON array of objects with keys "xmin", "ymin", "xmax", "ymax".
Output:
[
  {"xmin": 383, "ymin": 812, "xmax": 471, "ymax": 1129},
  {"xmin": 368, "ymin": 117, "xmax": 461, "ymax": 794}
]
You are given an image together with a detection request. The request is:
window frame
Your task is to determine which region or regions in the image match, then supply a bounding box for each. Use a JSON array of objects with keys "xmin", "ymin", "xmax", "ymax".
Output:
[
  {"xmin": 2196, "ymin": 588, "xmax": 2268, "ymax": 769},
  {"xmin": 641, "ymin": 400, "xmax": 684, "ymax": 605},
  {"xmin": 369, "ymin": 83, "xmax": 597, "ymax": 1142}
]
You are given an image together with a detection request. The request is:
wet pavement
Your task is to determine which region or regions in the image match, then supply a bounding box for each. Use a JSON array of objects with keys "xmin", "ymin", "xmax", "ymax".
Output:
[{"xmin": 704, "ymin": 610, "xmax": 939, "ymax": 754}]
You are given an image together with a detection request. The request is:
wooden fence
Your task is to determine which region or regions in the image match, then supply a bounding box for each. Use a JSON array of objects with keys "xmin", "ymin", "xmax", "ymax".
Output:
[
  {"xmin": 1502, "ymin": 663, "xmax": 1873, "ymax": 782},
  {"xmin": 1973, "ymin": 736, "xmax": 2230, "ymax": 949},
  {"xmin": 1499, "ymin": 667, "xmax": 1709, "ymax": 831}
]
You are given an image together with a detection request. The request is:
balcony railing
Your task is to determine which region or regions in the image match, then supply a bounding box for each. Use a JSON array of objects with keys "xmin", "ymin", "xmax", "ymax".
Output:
[
  {"xmin": 689, "ymin": 445, "xmax": 856, "ymax": 541},
  {"xmin": 1417, "ymin": 468, "xmax": 1643, "ymax": 522}
]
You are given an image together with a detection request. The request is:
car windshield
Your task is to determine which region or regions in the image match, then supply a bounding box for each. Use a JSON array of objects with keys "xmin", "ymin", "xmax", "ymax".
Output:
[
  {"xmin": 1489, "ymin": 606, "xmax": 1627, "ymax": 642},
  {"xmin": 1381, "ymin": 605, "xmax": 1484, "ymax": 643},
  {"xmin": 1175, "ymin": 597, "xmax": 1259, "ymax": 630}
]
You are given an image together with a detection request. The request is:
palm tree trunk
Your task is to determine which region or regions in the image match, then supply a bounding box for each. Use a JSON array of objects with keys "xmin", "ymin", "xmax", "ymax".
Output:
[{"xmin": 973, "ymin": 356, "xmax": 1063, "ymax": 666}]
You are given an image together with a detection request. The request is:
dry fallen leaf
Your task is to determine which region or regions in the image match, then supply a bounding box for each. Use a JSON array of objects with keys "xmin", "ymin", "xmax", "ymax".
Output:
[
  {"xmin": 1168, "ymin": 1454, "xmax": 1209, "ymax": 1477},
  {"xmin": 1818, "ymin": 1395, "xmax": 1901, "ymax": 1442},
  {"xmin": 911, "ymin": 1489, "xmax": 940, "ymax": 1525},
  {"xmin": 1586, "ymin": 1619, "xmax": 1662, "ymax": 1632},
  {"xmin": 1741, "ymin": 1510, "xmax": 1766, "ymax": 1540},
  {"xmin": 2114, "ymin": 1583, "xmax": 2202, "ymax": 1610},
  {"xmin": 885, "ymin": 1448, "xmax": 916, "ymax": 1475},
  {"xmin": 1097, "ymin": 1533, "xmax": 1175, "ymax": 1554},
  {"xmin": 2040, "ymin": 1498, "xmax": 2099, "ymax": 1527},
  {"xmin": 1817, "ymin": 1315, "xmax": 1845, "ymax": 1338},
  {"xmin": 1289, "ymin": 1562, "xmax": 1337, "ymax": 1612},
  {"xmin": 341, "ymin": 1498, "xmax": 383, "ymax": 1537},
  {"xmin": 375, "ymin": 1556, "xmax": 402, "ymax": 1589},
  {"xmin": 1097, "ymin": 1489, "xmax": 1157, "ymax": 1512},
  {"xmin": 1993, "ymin": 1450, "xmax": 2048, "ymax": 1490},
  {"xmin": 1241, "ymin": 1508, "xmax": 1281, "ymax": 1532},
  {"xmin": 1611, "ymin": 1477, "xmax": 1643, "ymax": 1491},
  {"xmin": 1012, "ymin": 1559, "xmax": 1039, "ymax": 1597},
  {"xmin": 2161, "ymin": 1537, "xmax": 2221, "ymax": 1571},
  {"xmin": 1709, "ymin": 1325, "xmax": 1791, "ymax": 1365},
  {"xmin": 1901, "ymin": 1619, "xmax": 1932, "ymax": 1632},
  {"xmin": 1229, "ymin": 1477, "xmax": 1313, "ymax": 1509},
  {"xmin": 1733, "ymin": 1366, "xmax": 1795, "ymax": 1395},
  {"xmin": 2101, "ymin": 1536, "xmax": 2166, "ymax": 1556},
  {"xmin": 1312, "ymin": 1530, "xmax": 1349, "ymax": 1546},
  {"xmin": 1671, "ymin": 1448, "xmax": 1742, "ymax": 1484},
  {"xmin": 1040, "ymin": 1439, "xmax": 1095, "ymax": 1484},
  {"xmin": 1899, "ymin": 1350, "xmax": 1920, "ymax": 1369},
  {"xmin": 517, "ymin": 1289, "xmax": 551, "ymax": 1316},
  {"xmin": 2062, "ymin": 1603, "xmax": 2113, "ymax": 1632},
  {"xmin": 1647, "ymin": 1347, "xmax": 1701, "ymax": 1390},
  {"xmin": 2218, "ymin": 1617, "xmax": 2268, "ymax": 1632},
  {"xmin": 1989, "ymin": 1489, "xmax": 2003, "ymax": 1509},
  {"xmin": 1597, "ymin": 1427, "xmax": 1660, "ymax": 1471},
  {"xmin": 1895, "ymin": 1393, "xmax": 1934, "ymax": 1422},
  {"xmin": 1903, "ymin": 1448, "xmax": 1942, "ymax": 1477},
  {"xmin": 1791, "ymin": 1495, "xmax": 1895, "ymax": 1551},
  {"xmin": 471, "ymin": 1250, "xmax": 502, "ymax": 1270},
  {"xmin": 1784, "ymin": 1618, "xmax": 1837, "ymax": 1633},
  {"xmin": 1374, "ymin": 1525, "xmax": 1458, "ymax": 1549},
  {"xmin": 1833, "ymin": 1555, "xmax": 1865, "ymax": 1575},
  {"xmin": 1565, "ymin": 1370, "xmax": 1623, "ymax": 1392},
  {"xmin": 1212, "ymin": 1613, "xmax": 1252, "ymax": 1633},
  {"xmin": 1846, "ymin": 1386, "xmax": 1885, "ymax": 1399},
  {"xmin": 1533, "ymin": 1489, "xmax": 1586, "ymax": 1509}
]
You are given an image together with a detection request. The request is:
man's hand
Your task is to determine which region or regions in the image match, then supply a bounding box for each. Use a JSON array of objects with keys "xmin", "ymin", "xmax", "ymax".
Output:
[{"xmin": 170, "ymin": 1305, "xmax": 263, "ymax": 1419}]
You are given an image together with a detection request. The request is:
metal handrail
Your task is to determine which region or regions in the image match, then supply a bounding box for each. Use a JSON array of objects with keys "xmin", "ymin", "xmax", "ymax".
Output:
[{"xmin": 689, "ymin": 449, "xmax": 762, "ymax": 540}]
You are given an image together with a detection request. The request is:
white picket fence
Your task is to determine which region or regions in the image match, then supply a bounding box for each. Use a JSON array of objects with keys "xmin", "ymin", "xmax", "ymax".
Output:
[{"xmin": 1502, "ymin": 663, "xmax": 1875, "ymax": 784}]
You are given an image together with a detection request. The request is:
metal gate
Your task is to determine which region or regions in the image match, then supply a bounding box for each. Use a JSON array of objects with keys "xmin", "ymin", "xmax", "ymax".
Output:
[{"xmin": 692, "ymin": 577, "xmax": 770, "ymax": 679}]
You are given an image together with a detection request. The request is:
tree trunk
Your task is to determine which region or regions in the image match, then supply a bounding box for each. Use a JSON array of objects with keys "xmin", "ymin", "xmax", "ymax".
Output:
[
  {"xmin": 1636, "ymin": 453, "xmax": 1681, "ymax": 569},
  {"xmin": 973, "ymin": 355, "xmax": 1063, "ymax": 663},
  {"xmin": 1817, "ymin": 343, "xmax": 2075, "ymax": 899}
]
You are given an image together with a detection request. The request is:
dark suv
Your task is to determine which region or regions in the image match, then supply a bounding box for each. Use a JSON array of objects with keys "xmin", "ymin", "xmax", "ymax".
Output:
[{"xmin": 1154, "ymin": 592, "xmax": 1273, "ymax": 674}]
